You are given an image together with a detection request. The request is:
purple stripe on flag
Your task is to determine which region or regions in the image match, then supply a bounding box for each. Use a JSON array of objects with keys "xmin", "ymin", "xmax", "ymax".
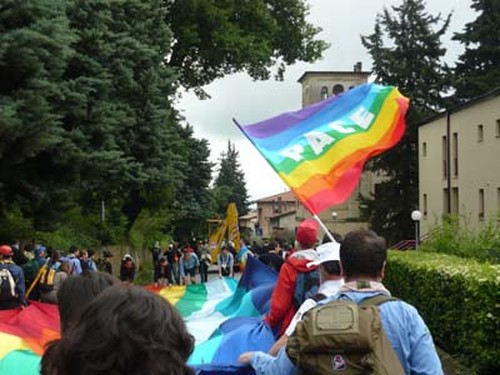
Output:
[
  {"xmin": 239, "ymin": 94, "xmax": 340, "ymax": 138},
  {"xmin": 238, "ymin": 84, "xmax": 373, "ymax": 139}
]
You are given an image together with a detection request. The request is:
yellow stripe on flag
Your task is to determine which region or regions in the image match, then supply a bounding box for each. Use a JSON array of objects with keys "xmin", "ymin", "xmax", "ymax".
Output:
[
  {"xmin": 0, "ymin": 332, "xmax": 31, "ymax": 360},
  {"xmin": 157, "ymin": 285, "xmax": 187, "ymax": 305}
]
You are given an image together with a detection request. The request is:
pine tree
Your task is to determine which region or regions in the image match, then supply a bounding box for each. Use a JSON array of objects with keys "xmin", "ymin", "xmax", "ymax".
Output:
[
  {"xmin": 360, "ymin": 0, "xmax": 451, "ymax": 244},
  {"xmin": 61, "ymin": 0, "xmax": 186, "ymax": 228},
  {"xmin": 213, "ymin": 141, "xmax": 250, "ymax": 217},
  {"xmin": 0, "ymin": 0, "xmax": 76, "ymax": 229},
  {"xmin": 453, "ymin": 0, "xmax": 500, "ymax": 100},
  {"xmin": 171, "ymin": 125, "xmax": 214, "ymax": 240}
]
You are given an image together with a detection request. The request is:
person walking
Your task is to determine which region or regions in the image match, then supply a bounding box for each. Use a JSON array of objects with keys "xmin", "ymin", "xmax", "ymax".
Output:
[{"xmin": 0, "ymin": 245, "xmax": 26, "ymax": 310}]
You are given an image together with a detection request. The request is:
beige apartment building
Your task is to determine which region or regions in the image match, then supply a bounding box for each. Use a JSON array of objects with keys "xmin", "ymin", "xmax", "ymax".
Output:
[
  {"xmin": 253, "ymin": 65, "xmax": 379, "ymax": 239},
  {"xmin": 418, "ymin": 88, "xmax": 500, "ymax": 234}
]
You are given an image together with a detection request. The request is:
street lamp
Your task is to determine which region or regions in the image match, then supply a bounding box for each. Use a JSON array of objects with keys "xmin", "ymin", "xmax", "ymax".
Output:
[{"xmin": 411, "ymin": 210, "xmax": 422, "ymax": 250}]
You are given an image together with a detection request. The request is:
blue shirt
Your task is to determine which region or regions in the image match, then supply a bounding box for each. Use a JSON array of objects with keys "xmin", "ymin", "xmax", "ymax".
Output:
[
  {"xmin": 67, "ymin": 254, "xmax": 82, "ymax": 275},
  {"xmin": 250, "ymin": 290, "xmax": 443, "ymax": 375},
  {"xmin": 179, "ymin": 253, "xmax": 199, "ymax": 277},
  {"xmin": 217, "ymin": 252, "xmax": 234, "ymax": 269},
  {"xmin": 88, "ymin": 259, "xmax": 98, "ymax": 272}
]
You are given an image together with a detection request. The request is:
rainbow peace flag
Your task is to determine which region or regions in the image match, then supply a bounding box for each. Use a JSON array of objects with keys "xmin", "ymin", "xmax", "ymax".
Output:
[
  {"xmin": 0, "ymin": 257, "xmax": 277, "ymax": 374},
  {"xmin": 235, "ymin": 83, "xmax": 409, "ymax": 214}
]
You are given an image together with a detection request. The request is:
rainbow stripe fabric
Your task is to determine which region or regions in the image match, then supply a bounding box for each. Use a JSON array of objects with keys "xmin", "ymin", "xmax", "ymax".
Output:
[
  {"xmin": 236, "ymin": 83, "xmax": 409, "ymax": 214},
  {"xmin": 0, "ymin": 257, "xmax": 277, "ymax": 374}
]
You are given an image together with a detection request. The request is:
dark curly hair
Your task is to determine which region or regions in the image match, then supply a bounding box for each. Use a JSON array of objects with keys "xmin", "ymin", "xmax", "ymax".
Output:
[
  {"xmin": 47, "ymin": 284, "xmax": 195, "ymax": 375},
  {"xmin": 57, "ymin": 271, "xmax": 118, "ymax": 333}
]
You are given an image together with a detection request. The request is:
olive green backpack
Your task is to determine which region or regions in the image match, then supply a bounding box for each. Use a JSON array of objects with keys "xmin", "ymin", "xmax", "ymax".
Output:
[{"xmin": 286, "ymin": 294, "xmax": 405, "ymax": 375}]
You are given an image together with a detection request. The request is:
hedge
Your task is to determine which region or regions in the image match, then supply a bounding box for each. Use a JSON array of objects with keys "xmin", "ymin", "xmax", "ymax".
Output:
[
  {"xmin": 385, "ymin": 251, "xmax": 499, "ymax": 375},
  {"xmin": 419, "ymin": 215, "xmax": 500, "ymax": 264}
]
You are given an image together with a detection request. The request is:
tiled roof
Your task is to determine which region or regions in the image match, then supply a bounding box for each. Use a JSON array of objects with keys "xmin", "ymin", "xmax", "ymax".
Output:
[{"xmin": 255, "ymin": 190, "xmax": 297, "ymax": 203}]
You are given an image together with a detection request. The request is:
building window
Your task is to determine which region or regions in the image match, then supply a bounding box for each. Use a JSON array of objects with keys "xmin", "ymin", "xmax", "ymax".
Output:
[
  {"xmin": 497, "ymin": 188, "xmax": 500, "ymax": 220},
  {"xmin": 443, "ymin": 188, "xmax": 449, "ymax": 215},
  {"xmin": 422, "ymin": 142, "xmax": 427, "ymax": 157},
  {"xmin": 452, "ymin": 187, "xmax": 459, "ymax": 215},
  {"xmin": 332, "ymin": 84, "xmax": 345, "ymax": 95},
  {"xmin": 479, "ymin": 189, "xmax": 485, "ymax": 220},
  {"xmin": 496, "ymin": 119, "xmax": 500, "ymax": 138},
  {"xmin": 423, "ymin": 193, "xmax": 428, "ymax": 219},
  {"xmin": 452, "ymin": 132, "xmax": 458, "ymax": 177},
  {"xmin": 442, "ymin": 136, "xmax": 448, "ymax": 179},
  {"xmin": 477, "ymin": 124, "xmax": 484, "ymax": 142},
  {"xmin": 320, "ymin": 86, "xmax": 328, "ymax": 100},
  {"xmin": 273, "ymin": 197, "xmax": 282, "ymax": 214}
]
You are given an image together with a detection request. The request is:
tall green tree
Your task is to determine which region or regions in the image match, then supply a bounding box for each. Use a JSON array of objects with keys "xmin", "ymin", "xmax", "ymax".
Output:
[
  {"xmin": 0, "ymin": 0, "xmax": 76, "ymax": 229},
  {"xmin": 453, "ymin": 0, "xmax": 500, "ymax": 100},
  {"xmin": 60, "ymin": 0, "xmax": 186, "ymax": 229},
  {"xmin": 360, "ymin": 0, "xmax": 451, "ymax": 244},
  {"xmin": 166, "ymin": 0, "xmax": 328, "ymax": 96},
  {"xmin": 171, "ymin": 125, "xmax": 214, "ymax": 240},
  {"xmin": 213, "ymin": 141, "xmax": 249, "ymax": 217}
]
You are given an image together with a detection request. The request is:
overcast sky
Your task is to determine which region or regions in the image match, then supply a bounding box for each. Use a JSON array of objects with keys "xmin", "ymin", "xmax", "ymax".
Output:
[{"xmin": 177, "ymin": 0, "xmax": 476, "ymax": 202}]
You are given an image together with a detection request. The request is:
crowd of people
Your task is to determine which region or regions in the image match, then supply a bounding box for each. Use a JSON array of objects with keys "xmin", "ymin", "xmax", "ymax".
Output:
[
  {"xmin": 0, "ymin": 243, "xmax": 117, "ymax": 309},
  {"xmin": 0, "ymin": 236, "xmax": 294, "ymax": 311},
  {"xmin": 0, "ymin": 220, "xmax": 444, "ymax": 374}
]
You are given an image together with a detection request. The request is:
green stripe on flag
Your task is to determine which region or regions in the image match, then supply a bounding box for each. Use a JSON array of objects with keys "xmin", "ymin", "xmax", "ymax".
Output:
[
  {"xmin": 0, "ymin": 350, "xmax": 40, "ymax": 375},
  {"xmin": 176, "ymin": 283, "xmax": 209, "ymax": 317}
]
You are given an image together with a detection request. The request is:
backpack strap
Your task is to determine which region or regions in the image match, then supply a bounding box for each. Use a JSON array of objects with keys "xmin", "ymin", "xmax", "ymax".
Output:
[{"xmin": 359, "ymin": 294, "xmax": 398, "ymax": 307}]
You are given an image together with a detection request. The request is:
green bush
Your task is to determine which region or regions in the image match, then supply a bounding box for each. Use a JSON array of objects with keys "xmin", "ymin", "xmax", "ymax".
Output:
[
  {"xmin": 129, "ymin": 209, "xmax": 166, "ymax": 250},
  {"xmin": 420, "ymin": 215, "xmax": 500, "ymax": 263},
  {"xmin": 36, "ymin": 225, "xmax": 98, "ymax": 251},
  {"xmin": 0, "ymin": 205, "xmax": 35, "ymax": 242},
  {"xmin": 134, "ymin": 259, "xmax": 154, "ymax": 286},
  {"xmin": 385, "ymin": 251, "xmax": 499, "ymax": 374},
  {"xmin": 35, "ymin": 207, "xmax": 127, "ymax": 250}
]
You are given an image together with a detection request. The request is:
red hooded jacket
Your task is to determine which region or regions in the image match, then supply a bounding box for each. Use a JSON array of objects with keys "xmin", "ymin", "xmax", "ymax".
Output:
[{"xmin": 264, "ymin": 249, "xmax": 318, "ymax": 335}]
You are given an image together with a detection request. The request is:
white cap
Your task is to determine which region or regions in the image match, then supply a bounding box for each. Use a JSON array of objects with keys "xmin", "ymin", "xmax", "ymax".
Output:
[{"xmin": 307, "ymin": 242, "xmax": 340, "ymax": 268}]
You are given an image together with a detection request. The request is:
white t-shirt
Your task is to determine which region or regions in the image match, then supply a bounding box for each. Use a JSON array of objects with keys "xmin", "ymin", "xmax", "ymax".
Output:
[{"xmin": 284, "ymin": 279, "xmax": 344, "ymax": 336}]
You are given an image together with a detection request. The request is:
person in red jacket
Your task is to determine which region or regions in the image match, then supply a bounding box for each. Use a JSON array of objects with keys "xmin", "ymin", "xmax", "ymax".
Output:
[{"xmin": 264, "ymin": 219, "xmax": 319, "ymax": 335}]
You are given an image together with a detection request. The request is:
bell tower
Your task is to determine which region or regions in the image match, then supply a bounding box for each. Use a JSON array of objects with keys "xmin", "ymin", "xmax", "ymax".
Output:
[{"xmin": 297, "ymin": 62, "xmax": 370, "ymax": 107}]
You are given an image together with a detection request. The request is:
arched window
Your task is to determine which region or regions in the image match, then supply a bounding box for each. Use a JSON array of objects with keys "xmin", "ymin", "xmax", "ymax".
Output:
[
  {"xmin": 332, "ymin": 84, "xmax": 345, "ymax": 95},
  {"xmin": 320, "ymin": 86, "xmax": 328, "ymax": 100}
]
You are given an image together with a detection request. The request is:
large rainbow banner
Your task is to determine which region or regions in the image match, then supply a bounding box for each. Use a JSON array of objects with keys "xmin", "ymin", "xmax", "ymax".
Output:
[
  {"xmin": 0, "ymin": 257, "xmax": 277, "ymax": 374},
  {"xmin": 235, "ymin": 83, "xmax": 409, "ymax": 214}
]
